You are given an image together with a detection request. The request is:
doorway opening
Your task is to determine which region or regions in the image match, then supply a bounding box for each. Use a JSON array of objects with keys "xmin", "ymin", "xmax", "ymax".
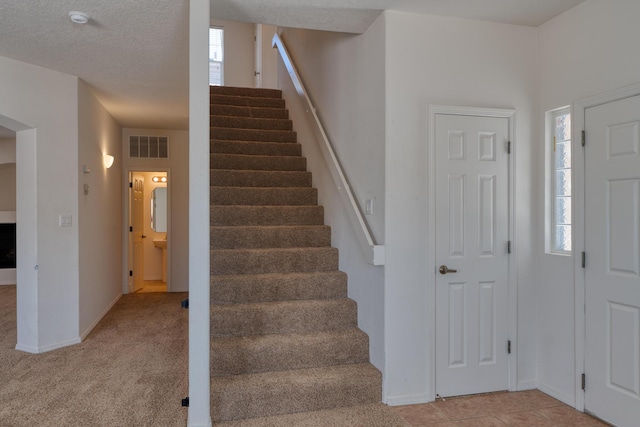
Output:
[{"xmin": 126, "ymin": 170, "xmax": 170, "ymax": 294}]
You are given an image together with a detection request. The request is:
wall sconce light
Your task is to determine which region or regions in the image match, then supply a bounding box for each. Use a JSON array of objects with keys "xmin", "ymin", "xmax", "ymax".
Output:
[
  {"xmin": 103, "ymin": 154, "xmax": 115, "ymax": 169},
  {"xmin": 152, "ymin": 176, "xmax": 168, "ymax": 183}
]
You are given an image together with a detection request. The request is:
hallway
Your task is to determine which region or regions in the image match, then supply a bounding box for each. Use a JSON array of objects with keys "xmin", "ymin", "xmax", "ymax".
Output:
[{"xmin": 0, "ymin": 286, "xmax": 188, "ymax": 426}]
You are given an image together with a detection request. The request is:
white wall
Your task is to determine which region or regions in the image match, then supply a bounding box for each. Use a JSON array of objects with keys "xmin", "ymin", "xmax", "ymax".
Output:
[
  {"xmin": 0, "ymin": 138, "xmax": 16, "ymax": 163},
  {"xmin": 211, "ymin": 18, "xmax": 255, "ymax": 87},
  {"xmin": 78, "ymin": 80, "xmax": 123, "ymax": 339},
  {"xmin": 536, "ymin": 0, "xmax": 640, "ymax": 406},
  {"xmin": 123, "ymin": 129, "xmax": 189, "ymax": 292},
  {"xmin": 278, "ymin": 17, "xmax": 387, "ymax": 372},
  {"xmin": 0, "ymin": 138, "xmax": 16, "ymax": 285},
  {"xmin": 260, "ymin": 25, "xmax": 279, "ymax": 89},
  {"xmin": 383, "ymin": 11, "xmax": 538, "ymax": 403},
  {"xmin": 0, "ymin": 163, "xmax": 16, "ymax": 211},
  {"xmin": 0, "ymin": 55, "xmax": 81, "ymax": 352}
]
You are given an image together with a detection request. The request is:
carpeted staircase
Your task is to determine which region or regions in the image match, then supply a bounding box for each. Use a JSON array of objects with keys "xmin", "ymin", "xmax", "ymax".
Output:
[{"xmin": 209, "ymin": 86, "xmax": 393, "ymax": 425}]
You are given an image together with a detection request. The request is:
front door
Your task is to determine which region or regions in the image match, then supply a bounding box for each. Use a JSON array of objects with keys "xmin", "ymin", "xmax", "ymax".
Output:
[
  {"xmin": 584, "ymin": 94, "xmax": 640, "ymax": 426},
  {"xmin": 435, "ymin": 112, "xmax": 511, "ymax": 397}
]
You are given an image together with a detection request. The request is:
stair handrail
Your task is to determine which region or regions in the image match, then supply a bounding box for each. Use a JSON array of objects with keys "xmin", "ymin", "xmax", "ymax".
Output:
[{"xmin": 272, "ymin": 33, "xmax": 384, "ymax": 266}]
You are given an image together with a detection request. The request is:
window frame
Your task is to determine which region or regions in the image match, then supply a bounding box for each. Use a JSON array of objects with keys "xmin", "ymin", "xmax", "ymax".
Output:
[
  {"xmin": 545, "ymin": 106, "xmax": 572, "ymax": 255},
  {"xmin": 209, "ymin": 27, "xmax": 224, "ymax": 86}
]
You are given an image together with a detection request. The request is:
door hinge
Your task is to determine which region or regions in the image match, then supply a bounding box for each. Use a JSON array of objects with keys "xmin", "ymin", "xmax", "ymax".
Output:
[
  {"xmin": 581, "ymin": 252, "xmax": 586, "ymax": 268},
  {"xmin": 129, "ymin": 270, "xmax": 133, "ymax": 277},
  {"xmin": 508, "ymin": 340, "xmax": 512, "ymax": 354},
  {"xmin": 581, "ymin": 373, "xmax": 586, "ymax": 390},
  {"xmin": 129, "ymin": 182, "xmax": 133, "ymax": 188},
  {"xmin": 129, "ymin": 226, "xmax": 133, "ymax": 232},
  {"xmin": 581, "ymin": 130, "xmax": 586, "ymax": 147},
  {"xmin": 507, "ymin": 241, "xmax": 512, "ymax": 254},
  {"xmin": 507, "ymin": 141, "xmax": 511, "ymax": 154}
]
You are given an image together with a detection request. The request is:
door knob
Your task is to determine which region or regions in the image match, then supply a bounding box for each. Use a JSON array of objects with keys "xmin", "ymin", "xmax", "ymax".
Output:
[{"xmin": 439, "ymin": 265, "xmax": 458, "ymax": 275}]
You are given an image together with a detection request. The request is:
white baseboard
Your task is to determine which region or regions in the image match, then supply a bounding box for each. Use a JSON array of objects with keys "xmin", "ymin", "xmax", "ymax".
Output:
[
  {"xmin": 537, "ymin": 383, "xmax": 576, "ymax": 408},
  {"xmin": 516, "ymin": 379, "xmax": 537, "ymax": 391},
  {"xmin": 16, "ymin": 337, "xmax": 82, "ymax": 354},
  {"xmin": 0, "ymin": 281, "xmax": 16, "ymax": 285},
  {"xmin": 80, "ymin": 293, "xmax": 122, "ymax": 341},
  {"xmin": 385, "ymin": 392, "xmax": 431, "ymax": 406}
]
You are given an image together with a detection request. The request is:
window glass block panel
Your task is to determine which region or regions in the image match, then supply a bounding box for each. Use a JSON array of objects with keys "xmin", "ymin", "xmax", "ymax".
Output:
[
  {"xmin": 555, "ymin": 196, "xmax": 572, "ymax": 225},
  {"xmin": 555, "ymin": 225, "xmax": 572, "ymax": 252},
  {"xmin": 556, "ymin": 113, "xmax": 571, "ymax": 142},
  {"xmin": 555, "ymin": 141, "xmax": 572, "ymax": 169},
  {"xmin": 556, "ymin": 169, "xmax": 572, "ymax": 196}
]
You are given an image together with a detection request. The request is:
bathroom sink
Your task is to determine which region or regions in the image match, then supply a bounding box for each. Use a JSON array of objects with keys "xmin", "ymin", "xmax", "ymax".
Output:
[{"xmin": 153, "ymin": 239, "xmax": 167, "ymax": 249}]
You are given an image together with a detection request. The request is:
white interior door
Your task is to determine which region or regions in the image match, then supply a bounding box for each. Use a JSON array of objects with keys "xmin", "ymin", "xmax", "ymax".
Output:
[
  {"xmin": 132, "ymin": 175, "xmax": 145, "ymax": 293},
  {"xmin": 584, "ymin": 94, "xmax": 640, "ymax": 426},
  {"xmin": 435, "ymin": 113, "xmax": 510, "ymax": 397}
]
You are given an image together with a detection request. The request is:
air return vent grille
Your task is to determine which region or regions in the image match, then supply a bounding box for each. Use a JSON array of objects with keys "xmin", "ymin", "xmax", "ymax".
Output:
[{"xmin": 129, "ymin": 136, "xmax": 169, "ymax": 158}]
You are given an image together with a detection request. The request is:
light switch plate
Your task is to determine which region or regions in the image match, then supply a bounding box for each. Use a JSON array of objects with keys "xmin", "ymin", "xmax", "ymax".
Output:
[{"xmin": 59, "ymin": 214, "xmax": 72, "ymax": 227}]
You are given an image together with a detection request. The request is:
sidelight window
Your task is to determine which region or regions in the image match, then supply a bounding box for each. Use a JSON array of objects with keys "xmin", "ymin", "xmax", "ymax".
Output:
[{"xmin": 547, "ymin": 107, "xmax": 572, "ymax": 254}]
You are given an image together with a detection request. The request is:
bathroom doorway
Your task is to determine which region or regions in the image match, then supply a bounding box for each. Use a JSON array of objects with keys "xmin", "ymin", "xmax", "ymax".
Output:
[{"xmin": 126, "ymin": 170, "xmax": 170, "ymax": 294}]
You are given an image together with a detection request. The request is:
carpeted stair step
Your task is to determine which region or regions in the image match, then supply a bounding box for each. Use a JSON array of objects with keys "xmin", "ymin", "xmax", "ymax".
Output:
[
  {"xmin": 211, "ymin": 329, "xmax": 369, "ymax": 376},
  {"xmin": 210, "ymin": 363, "xmax": 382, "ymax": 422},
  {"xmin": 211, "ymin": 140, "xmax": 301, "ymax": 157},
  {"xmin": 211, "ymin": 115, "xmax": 293, "ymax": 131},
  {"xmin": 211, "ymin": 247, "xmax": 338, "ymax": 275},
  {"xmin": 211, "ymin": 86, "xmax": 282, "ymax": 98},
  {"xmin": 211, "ymin": 298, "xmax": 357, "ymax": 337},
  {"xmin": 211, "ymin": 170, "xmax": 312, "ymax": 188},
  {"xmin": 211, "ymin": 95, "xmax": 285, "ymax": 109},
  {"xmin": 211, "ymin": 225, "xmax": 331, "ymax": 249},
  {"xmin": 211, "ymin": 104, "xmax": 289, "ymax": 119},
  {"xmin": 211, "ymin": 154, "xmax": 306, "ymax": 172},
  {"xmin": 211, "ymin": 205, "xmax": 325, "ymax": 226},
  {"xmin": 212, "ymin": 127, "xmax": 297, "ymax": 143},
  {"xmin": 211, "ymin": 271, "xmax": 347, "ymax": 304},
  {"xmin": 212, "ymin": 403, "xmax": 409, "ymax": 427},
  {"xmin": 211, "ymin": 187, "xmax": 317, "ymax": 206}
]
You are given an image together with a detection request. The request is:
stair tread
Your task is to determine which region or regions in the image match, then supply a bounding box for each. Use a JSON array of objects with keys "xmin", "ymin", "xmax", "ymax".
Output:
[
  {"xmin": 211, "ymin": 298, "xmax": 356, "ymax": 337},
  {"xmin": 211, "ymin": 363, "xmax": 381, "ymax": 421},
  {"xmin": 211, "ymin": 328, "xmax": 369, "ymax": 376},
  {"xmin": 211, "ymin": 205, "xmax": 324, "ymax": 226},
  {"xmin": 212, "ymin": 403, "xmax": 408, "ymax": 427},
  {"xmin": 211, "ymin": 105, "xmax": 289, "ymax": 119}
]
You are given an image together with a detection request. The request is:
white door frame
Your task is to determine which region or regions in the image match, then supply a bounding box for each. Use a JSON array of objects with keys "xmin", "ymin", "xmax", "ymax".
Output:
[
  {"xmin": 573, "ymin": 81, "xmax": 640, "ymax": 412},
  {"xmin": 122, "ymin": 167, "xmax": 172, "ymax": 294},
  {"xmin": 427, "ymin": 105, "xmax": 517, "ymax": 400}
]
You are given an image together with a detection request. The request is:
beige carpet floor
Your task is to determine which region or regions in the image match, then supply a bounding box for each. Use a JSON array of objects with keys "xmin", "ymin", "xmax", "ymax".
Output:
[{"xmin": 0, "ymin": 285, "xmax": 188, "ymax": 427}]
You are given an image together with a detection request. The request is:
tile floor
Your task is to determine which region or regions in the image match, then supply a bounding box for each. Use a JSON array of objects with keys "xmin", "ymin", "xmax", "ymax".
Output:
[{"xmin": 390, "ymin": 390, "xmax": 610, "ymax": 426}]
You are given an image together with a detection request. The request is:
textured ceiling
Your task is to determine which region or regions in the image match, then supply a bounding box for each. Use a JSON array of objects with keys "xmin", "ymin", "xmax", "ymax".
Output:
[
  {"xmin": 212, "ymin": 0, "xmax": 587, "ymax": 32},
  {"xmin": 0, "ymin": 0, "xmax": 189, "ymax": 130},
  {"xmin": 0, "ymin": 0, "xmax": 585, "ymax": 131}
]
